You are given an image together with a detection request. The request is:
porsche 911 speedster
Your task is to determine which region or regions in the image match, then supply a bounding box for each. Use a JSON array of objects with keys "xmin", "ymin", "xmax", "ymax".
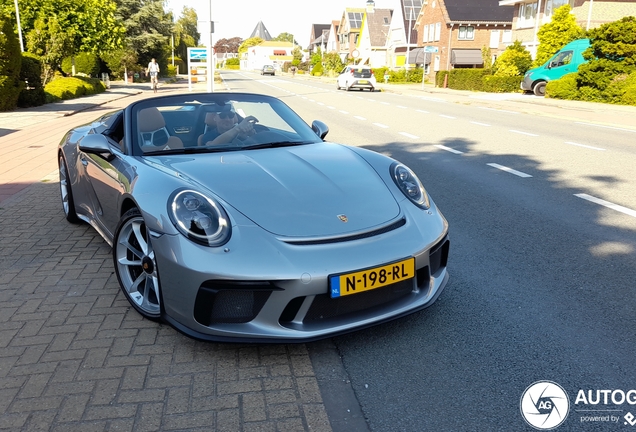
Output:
[{"xmin": 57, "ymin": 92, "xmax": 450, "ymax": 342}]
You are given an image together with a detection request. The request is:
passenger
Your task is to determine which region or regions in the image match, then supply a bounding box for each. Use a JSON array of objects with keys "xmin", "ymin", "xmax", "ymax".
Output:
[{"xmin": 201, "ymin": 106, "xmax": 257, "ymax": 146}]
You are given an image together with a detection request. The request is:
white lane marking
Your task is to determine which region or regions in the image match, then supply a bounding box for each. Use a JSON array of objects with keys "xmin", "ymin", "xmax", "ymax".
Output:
[
  {"xmin": 381, "ymin": 102, "xmax": 390, "ymax": 105},
  {"xmin": 416, "ymin": 109, "xmax": 430, "ymax": 114},
  {"xmin": 400, "ymin": 132, "xmax": 420, "ymax": 139},
  {"xmin": 368, "ymin": 99, "xmax": 375, "ymax": 102},
  {"xmin": 478, "ymin": 106, "xmax": 519, "ymax": 114},
  {"xmin": 575, "ymin": 194, "xmax": 636, "ymax": 218},
  {"xmin": 354, "ymin": 116, "xmax": 367, "ymax": 121},
  {"xmin": 327, "ymin": 106, "xmax": 336, "ymax": 110},
  {"xmin": 510, "ymin": 130, "xmax": 539, "ymax": 137},
  {"xmin": 470, "ymin": 121, "xmax": 491, "ymax": 127},
  {"xmin": 575, "ymin": 122, "xmax": 636, "ymax": 134},
  {"xmin": 564, "ymin": 141, "xmax": 606, "ymax": 151},
  {"xmin": 317, "ymin": 102, "xmax": 325, "ymax": 106},
  {"xmin": 339, "ymin": 110, "xmax": 349, "ymax": 114},
  {"xmin": 373, "ymin": 123, "xmax": 389, "ymax": 128},
  {"xmin": 397, "ymin": 105, "xmax": 408, "ymax": 109},
  {"xmin": 439, "ymin": 114, "xmax": 456, "ymax": 119},
  {"xmin": 435, "ymin": 145, "xmax": 463, "ymax": 154},
  {"xmin": 487, "ymin": 163, "xmax": 533, "ymax": 178}
]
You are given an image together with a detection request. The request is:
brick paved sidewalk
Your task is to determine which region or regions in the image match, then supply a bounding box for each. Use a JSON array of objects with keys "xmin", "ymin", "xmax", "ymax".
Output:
[
  {"xmin": 0, "ymin": 180, "xmax": 331, "ymax": 431},
  {"xmin": 0, "ymin": 80, "xmax": 335, "ymax": 431}
]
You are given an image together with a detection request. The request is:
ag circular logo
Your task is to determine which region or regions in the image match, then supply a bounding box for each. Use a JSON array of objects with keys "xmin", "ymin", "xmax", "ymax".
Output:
[{"xmin": 520, "ymin": 381, "xmax": 570, "ymax": 430}]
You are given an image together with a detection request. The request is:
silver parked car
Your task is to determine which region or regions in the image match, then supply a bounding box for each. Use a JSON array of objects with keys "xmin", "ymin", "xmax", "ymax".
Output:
[
  {"xmin": 337, "ymin": 65, "xmax": 377, "ymax": 91},
  {"xmin": 58, "ymin": 93, "xmax": 449, "ymax": 342}
]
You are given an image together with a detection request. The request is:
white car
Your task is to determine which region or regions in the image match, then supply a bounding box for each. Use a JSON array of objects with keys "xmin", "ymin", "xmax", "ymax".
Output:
[{"xmin": 337, "ymin": 66, "xmax": 377, "ymax": 91}]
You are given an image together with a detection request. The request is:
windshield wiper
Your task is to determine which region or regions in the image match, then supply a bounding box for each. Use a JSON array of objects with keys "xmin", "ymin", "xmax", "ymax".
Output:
[
  {"xmin": 142, "ymin": 146, "xmax": 236, "ymax": 156},
  {"xmin": 241, "ymin": 141, "xmax": 313, "ymax": 150}
]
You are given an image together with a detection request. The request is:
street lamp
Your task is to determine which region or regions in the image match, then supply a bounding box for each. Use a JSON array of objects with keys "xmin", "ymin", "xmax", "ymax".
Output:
[{"xmin": 14, "ymin": 0, "xmax": 24, "ymax": 52}]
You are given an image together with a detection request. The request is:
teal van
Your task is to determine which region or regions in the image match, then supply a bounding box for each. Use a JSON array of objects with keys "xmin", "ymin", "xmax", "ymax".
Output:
[{"xmin": 521, "ymin": 39, "xmax": 591, "ymax": 96}]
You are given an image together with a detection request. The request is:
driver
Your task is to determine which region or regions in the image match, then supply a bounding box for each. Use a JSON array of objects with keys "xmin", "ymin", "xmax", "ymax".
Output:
[{"xmin": 201, "ymin": 105, "xmax": 257, "ymax": 146}]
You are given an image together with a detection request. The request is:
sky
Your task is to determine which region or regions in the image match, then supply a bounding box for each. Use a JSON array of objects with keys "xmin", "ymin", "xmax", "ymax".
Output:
[{"xmin": 165, "ymin": 0, "xmax": 399, "ymax": 49}]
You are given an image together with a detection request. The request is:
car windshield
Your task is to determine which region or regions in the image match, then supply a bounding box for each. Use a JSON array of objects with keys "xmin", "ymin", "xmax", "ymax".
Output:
[{"xmin": 131, "ymin": 93, "xmax": 322, "ymax": 156}]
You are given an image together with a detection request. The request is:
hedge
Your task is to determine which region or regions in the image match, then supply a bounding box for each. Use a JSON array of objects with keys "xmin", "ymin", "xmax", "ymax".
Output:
[
  {"xmin": 61, "ymin": 53, "xmax": 101, "ymax": 76},
  {"xmin": 482, "ymin": 75, "xmax": 523, "ymax": 93},
  {"xmin": 44, "ymin": 76, "xmax": 106, "ymax": 103},
  {"xmin": 0, "ymin": 13, "xmax": 23, "ymax": 111},
  {"xmin": 18, "ymin": 53, "xmax": 46, "ymax": 108}
]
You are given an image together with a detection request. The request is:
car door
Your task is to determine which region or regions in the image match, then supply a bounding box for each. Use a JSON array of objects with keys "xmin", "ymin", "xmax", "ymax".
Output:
[{"xmin": 78, "ymin": 112, "xmax": 133, "ymax": 237}]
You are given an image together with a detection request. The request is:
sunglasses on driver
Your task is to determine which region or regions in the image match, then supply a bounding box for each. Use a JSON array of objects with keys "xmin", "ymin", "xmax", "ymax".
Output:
[{"xmin": 218, "ymin": 111, "xmax": 236, "ymax": 119}]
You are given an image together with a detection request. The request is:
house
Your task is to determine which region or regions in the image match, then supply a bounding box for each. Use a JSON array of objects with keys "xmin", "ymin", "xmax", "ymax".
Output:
[
  {"xmin": 386, "ymin": 0, "xmax": 425, "ymax": 68},
  {"xmin": 498, "ymin": 0, "xmax": 636, "ymax": 57},
  {"xmin": 415, "ymin": 0, "xmax": 514, "ymax": 79},
  {"xmin": 325, "ymin": 20, "xmax": 341, "ymax": 54},
  {"xmin": 249, "ymin": 21, "xmax": 272, "ymax": 41},
  {"xmin": 244, "ymin": 41, "xmax": 293, "ymax": 71},
  {"xmin": 356, "ymin": 2, "xmax": 393, "ymax": 67},
  {"xmin": 308, "ymin": 24, "xmax": 331, "ymax": 57},
  {"xmin": 338, "ymin": 7, "xmax": 367, "ymax": 61}
]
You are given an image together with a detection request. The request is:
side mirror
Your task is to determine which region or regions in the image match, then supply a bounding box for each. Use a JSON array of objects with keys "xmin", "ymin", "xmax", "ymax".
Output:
[
  {"xmin": 79, "ymin": 134, "xmax": 113, "ymax": 156},
  {"xmin": 311, "ymin": 120, "xmax": 329, "ymax": 140}
]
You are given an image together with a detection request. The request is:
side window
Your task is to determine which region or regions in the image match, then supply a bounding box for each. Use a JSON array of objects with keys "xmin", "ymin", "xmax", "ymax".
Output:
[{"xmin": 550, "ymin": 50, "xmax": 573, "ymax": 68}]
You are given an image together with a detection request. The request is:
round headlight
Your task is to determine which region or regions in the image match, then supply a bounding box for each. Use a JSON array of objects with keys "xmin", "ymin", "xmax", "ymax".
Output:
[
  {"xmin": 168, "ymin": 190, "xmax": 231, "ymax": 247},
  {"xmin": 391, "ymin": 163, "xmax": 430, "ymax": 209}
]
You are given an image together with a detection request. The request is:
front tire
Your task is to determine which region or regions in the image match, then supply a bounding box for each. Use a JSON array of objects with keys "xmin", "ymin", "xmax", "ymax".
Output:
[
  {"xmin": 533, "ymin": 81, "xmax": 547, "ymax": 96},
  {"xmin": 59, "ymin": 155, "xmax": 79, "ymax": 223},
  {"xmin": 113, "ymin": 208, "xmax": 162, "ymax": 320}
]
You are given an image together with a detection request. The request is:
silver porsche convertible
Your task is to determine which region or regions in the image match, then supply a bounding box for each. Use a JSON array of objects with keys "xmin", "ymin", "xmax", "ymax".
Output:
[{"xmin": 58, "ymin": 93, "xmax": 450, "ymax": 342}]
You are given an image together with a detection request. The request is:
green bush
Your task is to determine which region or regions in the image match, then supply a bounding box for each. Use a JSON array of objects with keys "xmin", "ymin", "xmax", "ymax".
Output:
[
  {"xmin": 493, "ymin": 41, "xmax": 533, "ymax": 76},
  {"xmin": 44, "ymin": 76, "xmax": 106, "ymax": 103},
  {"xmin": 225, "ymin": 58, "xmax": 240, "ymax": 66},
  {"xmin": 448, "ymin": 69, "xmax": 491, "ymax": 91},
  {"xmin": 61, "ymin": 53, "xmax": 101, "ymax": 76},
  {"xmin": 0, "ymin": 14, "xmax": 24, "ymax": 111},
  {"xmin": 482, "ymin": 75, "xmax": 523, "ymax": 93},
  {"xmin": 18, "ymin": 52, "xmax": 46, "ymax": 108},
  {"xmin": 545, "ymin": 73, "xmax": 579, "ymax": 99},
  {"xmin": 311, "ymin": 61, "xmax": 324, "ymax": 76},
  {"xmin": 436, "ymin": 70, "xmax": 450, "ymax": 87},
  {"xmin": 166, "ymin": 65, "xmax": 178, "ymax": 77}
]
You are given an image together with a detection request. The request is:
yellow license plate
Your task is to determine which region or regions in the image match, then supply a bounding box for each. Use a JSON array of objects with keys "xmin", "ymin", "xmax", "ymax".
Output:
[
  {"xmin": 329, "ymin": 258, "xmax": 415, "ymax": 298},
  {"xmin": 358, "ymin": 80, "xmax": 368, "ymax": 84}
]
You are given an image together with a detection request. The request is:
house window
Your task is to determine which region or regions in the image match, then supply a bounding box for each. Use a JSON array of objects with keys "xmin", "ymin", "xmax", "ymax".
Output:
[
  {"xmin": 458, "ymin": 25, "xmax": 474, "ymax": 41},
  {"xmin": 518, "ymin": 2, "xmax": 537, "ymax": 28},
  {"xmin": 502, "ymin": 30, "xmax": 512, "ymax": 43},
  {"xmin": 490, "ymin": 30, "xmax": 500, "ymax": 49},
  {"xmin": 424, "ymin": 24, "xmax": 429, "ymax": 42},
  {"xmin": 545, "ymin": 0, "xmax": 573, "ymax": 16},
  {"xmin": 435, "ymin": 22, "xmax": 441, "ymax": 41}
]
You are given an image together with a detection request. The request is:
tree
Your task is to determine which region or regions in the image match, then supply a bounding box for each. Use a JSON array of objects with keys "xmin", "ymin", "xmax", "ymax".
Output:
[
  {"xmin": 534, "ymin": 5, "xmax": 585, "ymax": 68},
  {"xmin": 238, "ymin": 37, "xmax": 263, "ymax": 56},
  {"xmin": 291, "ymin": 46, "xmax": 303, "ymax": 66},
  {"xmin": 113, "ymin": 0, "xmax": 173, "ymax": 67},
  {"xmin": 174, "ymin": 6, "xmax": 199, "ymax": 61},
  {"xmin": 492, "ymin": 40, "xmax": 533, "ymax": 76},
  {"xmin": 586, "ymin": 16, "xmax": 636, "ymax": 66},
  {"xmin": 214, "ymin": 37, "xmax": 242, "ymax": 54},
  {"xmin": 21, "ymin": 0, "xmax": 124, "ymax": 81},
  {"xmin": 575, "ymin": 16, "xmax": 636, "ymax": 101},
  {"xmin": 0, "ymin": 12, "xmax": 23, "ymax": 110},
  {"xmin": 273, "ymin": 32, "xmax": 297, "ymax": 45},
  {"xmin": 322, "ymin": 52, "xmax": 344, "ymax": 73}
]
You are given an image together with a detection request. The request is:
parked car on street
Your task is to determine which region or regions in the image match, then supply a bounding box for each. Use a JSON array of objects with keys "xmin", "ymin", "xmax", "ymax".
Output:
[
  {"xmin": 521, "ymin": 38, "xmax": 591, "ymax": 96},
  {"xmin": 57, "ymin": 92, "xmax": 449, "ymax": 342},
  {"xmin": 261, "ymin": 64, "xmax": 275, "ymax": 76},
  {"xmin": 337, "ymin": 65, "xmax": 377, "ymax": 91}
]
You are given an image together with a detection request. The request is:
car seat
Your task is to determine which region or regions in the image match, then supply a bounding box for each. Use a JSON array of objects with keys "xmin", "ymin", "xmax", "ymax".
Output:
[{"xmin": 138, "ymin": 107, "xmax": 183, "ymax": 152}]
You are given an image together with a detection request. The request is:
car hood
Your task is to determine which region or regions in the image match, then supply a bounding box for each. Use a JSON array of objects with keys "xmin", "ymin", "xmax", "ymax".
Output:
[{"xmin": 157, "ymin": 143, "xmax": 400, "ymax": 237}]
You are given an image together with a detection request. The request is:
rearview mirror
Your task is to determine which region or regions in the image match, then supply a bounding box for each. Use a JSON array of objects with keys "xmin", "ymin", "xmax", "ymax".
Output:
[
  {"xmin": 311, "ymin": 120, "xmax": 329, "ymax": 140},
  {"xmin": 79, "ymin": 134, "xmax": 113, "ymax": 156}
]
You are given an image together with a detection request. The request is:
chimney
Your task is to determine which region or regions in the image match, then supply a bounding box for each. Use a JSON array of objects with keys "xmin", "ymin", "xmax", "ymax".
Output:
[{"xmin": 366, "ymin": 0, "xmax": 375, "ymax": 13}]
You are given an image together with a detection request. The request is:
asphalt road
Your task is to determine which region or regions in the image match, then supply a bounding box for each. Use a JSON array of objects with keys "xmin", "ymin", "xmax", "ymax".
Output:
[{"xmin": 221, "ymin": 70, "xmax": 636, "ymax": 431}]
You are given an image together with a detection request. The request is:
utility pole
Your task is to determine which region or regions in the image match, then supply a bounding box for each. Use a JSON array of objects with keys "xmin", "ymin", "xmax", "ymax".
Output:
[{"xmin": 14, "ymin": 0, "xmax": 24, "ymax": 52}]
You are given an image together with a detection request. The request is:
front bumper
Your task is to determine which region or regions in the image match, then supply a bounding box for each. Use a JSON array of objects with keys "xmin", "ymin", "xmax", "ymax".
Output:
[
  {"xmin": 521, "ymin": 74, "xmax": 534, "ymax": 91},
  {"xmin": 153, "ymin": 203, "xmax": 449, "ymax": 342}
]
